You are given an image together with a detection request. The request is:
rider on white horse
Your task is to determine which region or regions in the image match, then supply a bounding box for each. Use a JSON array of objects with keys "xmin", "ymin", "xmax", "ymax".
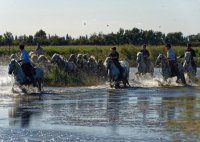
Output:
[
  {"xmin": 109, "ymin": 47, "xmax": 123, "ymax": 80},
  {"xmin": 140, "ymin": 44, "xmax": 150, "ymax": 72},
  {"xmin": 180, "ymin": 43, "xmax": 197, "ymax": 74},
  {"xmin": 18, "ymin": 44, "xmax": 36, "ymax": 86},
  {"xmin": 166, "ymin": 43, "xmax": 179, "ymax": 77}
]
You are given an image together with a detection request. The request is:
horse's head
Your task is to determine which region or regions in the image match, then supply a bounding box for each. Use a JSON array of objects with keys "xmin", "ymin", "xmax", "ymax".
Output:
[
  {"xmin": 184, "ymin": 52, "xmax": 191, "ymax": 63},
  {"xmin": 31, "ymin": 54, "xmax": 38, "ymax": 63},
  {"xmin": 83, "ymin": 54, "xmax": 88, "ymax": 60},
  {"xmin": 38, "ymin": 55, "xmax": 49, "ymax": 63},
  {"xmin": 155, "ymin": 53, "xmax": 165, "ymax": 66},
  {"xmin": 29, "ymin": 51, "xmax": 34, "ymax": 57},
  {"xmin": 8, "ymin": 59, "xmax": 17, "ymax": 75},
  {"xmin": 104, "ymin": 57, "xmax": 112, "ymax": 69},
  {"xmin": 136, "ymin": 52, "xmax": 143, "ymax": 63},
  {"xmin": 88, "ymin": 56, "xmax": 96, "ymax": 63},
  {"xmin": 51, "ymin": 53, "xmax": 62, "ymax": 64},
  {"xmin": 77, "ymin": 54, "xmax": 83, "ymax": 60},
  {"xmin": 9, "ymin": 54, "xmax": 17, "ymax": 60},
  {"xmin": 68, "ymin": 54, "xmax": 76, "ymax": 62},
  {"xmin": 88, "ymin": 56, "xmax": 97, "ymax": 68}
]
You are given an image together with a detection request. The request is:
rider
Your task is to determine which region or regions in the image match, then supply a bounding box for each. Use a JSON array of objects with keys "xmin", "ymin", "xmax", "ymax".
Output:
[
  {"xmin": 185, "ymin": 43, "xmax": 196, "ymax": 73},
  {"xmin": 166, "ymin": 43, "xmax": 179, "ymax": 76},
  {"xmin": 140, "ymin": 44, "xmax": 150, "ymax": 71},
  {"xmin": 35, "ymin": 43, "xmax": 44, "ymax": 56},
  {"xmin": 18, "ymin": 44, "xmax": 36, "ymax": 86},
  {"xmin": 109, "ymin": 47, "xmax": 123, "ymax": 79}
]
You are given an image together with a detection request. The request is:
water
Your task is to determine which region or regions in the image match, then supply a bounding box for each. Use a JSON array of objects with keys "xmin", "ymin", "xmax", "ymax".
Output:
[{"xmin": 1, "ymin": 65, "xmax": 200, "ymax": 141}]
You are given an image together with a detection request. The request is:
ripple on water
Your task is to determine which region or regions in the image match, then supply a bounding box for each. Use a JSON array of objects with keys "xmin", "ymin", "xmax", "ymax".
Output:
[{"xmin": 1, "ymin": 66, "xmax": 200, "ymax": 141}]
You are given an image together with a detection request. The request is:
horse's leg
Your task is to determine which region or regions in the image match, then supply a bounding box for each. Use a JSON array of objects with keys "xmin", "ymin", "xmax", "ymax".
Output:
[
  {"xmin": 123, "ymin": 79, "xmax": 131, "ymax": 88},
  {"xmin": 150, "ymin": 72, "xmax": 153, "ymax": 78},
  {"xmin": 179, "ymin": 72, "xmax": 186, "ymax": 85},
  {"xmin": 114, "ymin": 81, "xmax": 120, "ymax": 88},
  {"xmin": 37, "ymin": 79, "xmax": 42, "ymax": 92},
  {"xmin": 127, "ymin": 79, "xmax": 131, "ymax": 87},
  {"xmin": 123, "ymin": 80, "xmax": 127, "ymax": 88}
]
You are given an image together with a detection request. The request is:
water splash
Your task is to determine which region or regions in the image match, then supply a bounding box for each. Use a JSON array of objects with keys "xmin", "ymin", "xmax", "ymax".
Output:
[
  {"xmin": 0, "ymin": 66, "xmax": 12, "ymax": 86},
  {"xmin": 0, "ymin": 65, "xmax": 14, "ymax": 96},
  {"xmin": 130, "ymin": 68, "xmax": 190, "ymax": 88}
]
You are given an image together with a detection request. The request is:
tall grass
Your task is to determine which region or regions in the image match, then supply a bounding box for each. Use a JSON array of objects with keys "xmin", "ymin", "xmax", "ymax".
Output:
[
  {"xmin": 44, "ymin": 65, "xmax": 106, "ymax": 87},
  {"xmin": 1, "ymin": 45, "xmax": 200, "ymax": 66}
]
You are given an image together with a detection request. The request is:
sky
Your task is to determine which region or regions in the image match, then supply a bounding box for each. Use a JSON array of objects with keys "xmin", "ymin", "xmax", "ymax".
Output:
[{"xmin": 0, "ymin": 0, "xmax": 200, "ymax": 37}]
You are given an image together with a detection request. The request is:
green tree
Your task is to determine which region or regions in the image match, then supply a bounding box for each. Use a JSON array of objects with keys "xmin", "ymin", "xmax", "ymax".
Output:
[
  {"xmin": 3, "ymin": 32, "xmax": 14, "ymax": 45},
  {"xmin": 165, "ymin": 32, "xmax": 185, "ymax": 45},
  {"xmin": 34, "ymin": 29, "xmax": 48, "ymax": 45}
]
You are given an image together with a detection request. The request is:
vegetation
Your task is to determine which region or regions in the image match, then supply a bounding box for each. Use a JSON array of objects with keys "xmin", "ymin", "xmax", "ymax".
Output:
[
  {"xmin": 1, "ymin": 45, "xmax": 200, "ymax": 66},
  {"xmin": 0, "ymin": 28, "xmax": 200, "ymax": 46},
  {"xmin": 44, "ymin": 66, "xmax": 106, "ymax": 87}
]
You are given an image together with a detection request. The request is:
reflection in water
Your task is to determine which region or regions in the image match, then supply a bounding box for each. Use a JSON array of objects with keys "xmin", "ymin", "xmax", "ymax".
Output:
[
  {"xmin": 137, "ymin": 96, "xmax": 150, "ymax": 123},
  {"xmin": 159, "ymin": 97, "xmax": 176, "ymax": 121},
  {"xmin": 8, "ymin": 96, "xmax": 42, "ymax": 128},
  {"xmin": 106, "ymin": 90, "xmax": 121, "ymax": 135},
  {"xmin": 159, "ymin": 95, "xmax": 200, "ymax": 141},
  {"xmin": 107, "ymin": 90, "xmax": 120, "ymax": 125}
]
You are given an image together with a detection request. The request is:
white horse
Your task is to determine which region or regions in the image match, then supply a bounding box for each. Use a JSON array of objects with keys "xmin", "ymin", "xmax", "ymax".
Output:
[
  {"xmin": 136, "ymin": 52, "xmax": 154, "ymax": 77},
  {"xmin": 51, "ymin": 53, "xmax": 77, "ymax": 72},
  {"xmin": 183, "ymin": 52, "xmax": 196, "ymax": 77},
  {"xmin": 88, "ymin": 56, "xmax": 98, "ymax": 71},
  {"xmin": 155, "ymin": 53, "xmax": 186, "ymax": 85},
  {"xmin": 68, "ymin": 54, "xmax": 77, "ymax": 63},
  {"xmin": 9, "ymin": 54, "xmax": 18, "ymax": 60},
  {"xmin": 104, "ymin": 57, "xmax": 130, "ymax": 88},
  {"xmin": 8, "ymin": 59, "xmax": 44, "ymax": 92},
  {"xmin": 76, "ymin": 54, "xmax": 88, "ymax": 70},
  {"xmin": 37, "ymin": 55, "xmax": 51, "ymax": 72}
]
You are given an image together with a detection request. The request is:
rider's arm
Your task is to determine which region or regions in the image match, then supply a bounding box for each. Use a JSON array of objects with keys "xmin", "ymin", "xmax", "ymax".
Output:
[{"xmin": 111, "ymin": 56, "xmax": 118, "ymax": 59}]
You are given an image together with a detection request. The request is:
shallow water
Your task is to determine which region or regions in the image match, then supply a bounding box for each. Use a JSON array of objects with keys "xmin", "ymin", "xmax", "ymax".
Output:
[{"xmin": 1, "ymin": 65, "xmax": 200, "ymax": 141}]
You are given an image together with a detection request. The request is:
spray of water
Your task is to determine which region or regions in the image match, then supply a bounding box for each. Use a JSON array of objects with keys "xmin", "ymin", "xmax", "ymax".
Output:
[
  {"xmin": 0, "ymin": 65, "xmax": 14, "ymax": 95},
  {"xmin": 129, "ymin": 68, "xmax": 197, "ymax": 88},
  {"xmin": 0, "ymin": 65, "xmax": 198, "ymax": 96}
]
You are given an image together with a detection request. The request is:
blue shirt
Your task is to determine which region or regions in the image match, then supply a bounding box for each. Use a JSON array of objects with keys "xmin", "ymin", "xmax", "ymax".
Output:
[
  {"xmin": 167, "ymin": 48, "xmax": 176, "ymax": 61},
  {"xmin": 20, "ymin": 49, "xmax": 30, "ymax": 63}
]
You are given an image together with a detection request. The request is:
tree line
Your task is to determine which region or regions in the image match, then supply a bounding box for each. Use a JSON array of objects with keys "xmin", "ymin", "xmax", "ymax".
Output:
[{"xmin": 0, "ymin": 28, "xmax": 199, "ymax": 46}]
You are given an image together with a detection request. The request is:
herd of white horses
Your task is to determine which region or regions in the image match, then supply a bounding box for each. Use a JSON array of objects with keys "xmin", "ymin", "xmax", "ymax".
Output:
[{"xmin": 8, "ymin": 50, "xmax": 196, "ymax": 91}]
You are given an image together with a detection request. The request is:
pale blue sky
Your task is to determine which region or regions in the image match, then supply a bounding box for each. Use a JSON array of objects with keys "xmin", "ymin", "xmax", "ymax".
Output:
[{"xmin": 0, "ymin": 0, "xmax": 200, "ymax": 37}]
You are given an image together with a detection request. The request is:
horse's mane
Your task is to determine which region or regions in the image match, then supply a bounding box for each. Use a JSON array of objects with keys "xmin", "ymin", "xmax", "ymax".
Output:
[
  {"xmin": 185, "ymin": 51, "xmax": 191, "ymax": 56},
  {"xmin": 103, "ymin": 57, "xmax": 111, "ymax": 66},
  {"xmin": 137, "ymin": 52, "xmax": 142, "ymax": 56},
  {"xmin": 11, "ymin": 59, "xmax": 19, "ymax": 65}
]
